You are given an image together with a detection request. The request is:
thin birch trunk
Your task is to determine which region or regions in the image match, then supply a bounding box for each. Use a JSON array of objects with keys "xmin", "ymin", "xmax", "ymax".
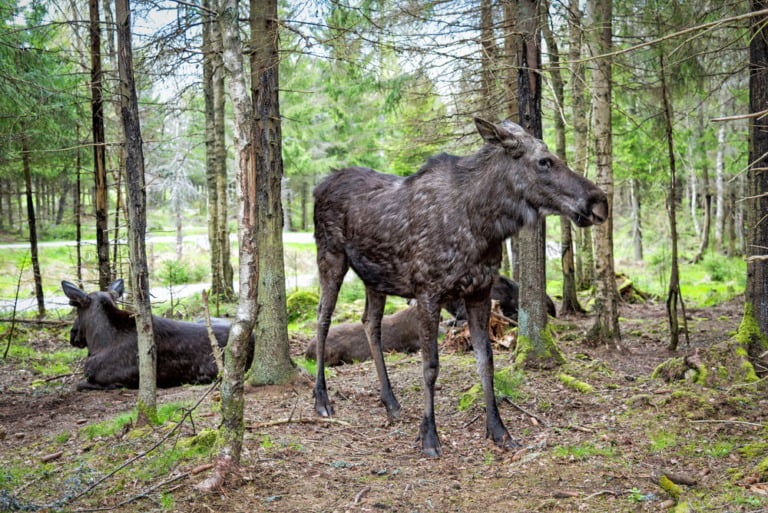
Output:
[{"xmin": 116, "ymin": 0, "xmax": 156, "ymax": 425}]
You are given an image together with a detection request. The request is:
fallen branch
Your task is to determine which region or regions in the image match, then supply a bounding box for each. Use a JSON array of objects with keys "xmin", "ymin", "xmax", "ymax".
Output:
[
  {"xmin": 503, "ymin": 397, "xmax": 550, "ymax": 427},
  {"xmin": 200, "ymin": 289, "xmax": 224, "ymax": 373},
  {"xmin": 247, "ymin": 417, "xmax": 351, "ymax": 429},
  {"xmin": 688, "ymin": 419, "xmax": 767, "ymax": 429},
  {"xmin": 0, "ymin": 318, "xmax": 70, "ymax": 326}
]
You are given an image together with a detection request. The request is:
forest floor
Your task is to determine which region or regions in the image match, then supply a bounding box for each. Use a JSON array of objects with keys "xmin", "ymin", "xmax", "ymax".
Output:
[{"xmin": 1, "ymin": 296, "xmax": 767, "ymax": 512}]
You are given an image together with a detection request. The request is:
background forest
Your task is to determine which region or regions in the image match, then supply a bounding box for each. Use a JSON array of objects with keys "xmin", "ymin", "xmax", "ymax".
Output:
[
  {"xmin": 0, "ymin": 0, "xmax": 754, "ymax": 310},
  {"xmin": 1, "ymin": 0, "xmax": 768, "ymax": 511}
]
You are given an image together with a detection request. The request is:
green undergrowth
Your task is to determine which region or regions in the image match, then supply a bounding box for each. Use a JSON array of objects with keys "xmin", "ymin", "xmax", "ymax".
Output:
[
  {"xmin": 458, "ymin": 367, "xmax": 526, "ymax": 411},
  {"xmin": 0, "ymin": 399, "xmax": 218, "ymax": 512}
]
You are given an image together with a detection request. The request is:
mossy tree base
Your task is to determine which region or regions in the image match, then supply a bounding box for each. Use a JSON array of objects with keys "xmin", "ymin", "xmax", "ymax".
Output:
[
  {"xmin": 514, "ymin": 324, "xmax": 566, "ymax": 369},
  {"xmin": 652, "ymin": 342, "xmax": 760, "ymax": 388}
]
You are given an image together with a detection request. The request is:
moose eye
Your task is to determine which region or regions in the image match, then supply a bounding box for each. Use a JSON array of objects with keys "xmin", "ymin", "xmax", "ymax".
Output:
[{"xmin": 538, "ymin": 158, "xmax": 552, "ymax": 170}]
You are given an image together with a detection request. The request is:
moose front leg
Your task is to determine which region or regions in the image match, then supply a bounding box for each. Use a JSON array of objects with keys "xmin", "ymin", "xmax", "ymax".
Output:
[
  {"xmin": 415, "ymin": 299, "xmax": 443, "ymax": 457},
  {"xmin": 362, "ymin": 288, "xmax": 402, "ymax": 419},
  {"xmin": 465, "ymin": 294, "xmax": 519, "ymax": 450},
  {"xmin": 313, "ymin": 250, "xmax": 348, "ymax": 417}
]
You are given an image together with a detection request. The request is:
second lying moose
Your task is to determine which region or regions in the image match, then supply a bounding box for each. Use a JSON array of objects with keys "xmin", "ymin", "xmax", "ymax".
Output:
[{"xmin": 305, "ymin": 274, "xmax": 557, "ymax": 365}]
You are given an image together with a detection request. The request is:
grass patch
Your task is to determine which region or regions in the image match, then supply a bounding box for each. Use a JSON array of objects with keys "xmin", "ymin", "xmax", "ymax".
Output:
[
  {"xmin": 458, "ymin": 368, "xmax": 526, "ymax": 411},
  {"xmin": 80, "ymin": 400, "xmax": 194, "ymax": 439}
]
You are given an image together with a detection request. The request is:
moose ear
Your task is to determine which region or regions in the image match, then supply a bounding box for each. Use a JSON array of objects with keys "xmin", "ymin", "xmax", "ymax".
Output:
[
  {"xmin": 474, "ymin": 118, "xmax": 524, "ymax": 157},
  {"xmin": 62, "ymin": 281, "xmax": 89, "ymax": 308},
  {"xmin": 108, "ymin": 279, "xmax": 125, "ymax": 299}
]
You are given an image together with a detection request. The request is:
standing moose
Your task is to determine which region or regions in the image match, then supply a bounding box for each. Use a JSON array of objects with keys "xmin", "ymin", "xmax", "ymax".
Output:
[{"xmin": 312, "ymin": 118, "xmax": 608, "ymax": 457}]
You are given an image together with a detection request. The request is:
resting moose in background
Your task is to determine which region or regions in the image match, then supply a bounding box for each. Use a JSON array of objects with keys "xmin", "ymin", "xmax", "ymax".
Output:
[
  {"xmin": 312, "ymin": 118, "xmax": 608, "ymax": 457},
  {"xmin": 444, "ymin": 274, "xmax": 557, "ymax": 322},
  {"xmin": 305, "ymin": 305, "xmax": 422, "ymax": 365},
  {"xmin": 63, "ymin": 279, "xmax": 254, "ymax": 391}
]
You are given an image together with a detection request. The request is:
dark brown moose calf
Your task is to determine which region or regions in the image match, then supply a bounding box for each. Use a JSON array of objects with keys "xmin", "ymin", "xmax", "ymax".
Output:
[
  {"xmin": 305, "ymin": 305, "xmax": 421, "ymax": 365},
  {"xmin": 312, "ymin": 118, "xmax": 608, "ymax": 457},
  {"xmin": 63, "ymin": 279, "xmax": 254, "ymax": 391}
]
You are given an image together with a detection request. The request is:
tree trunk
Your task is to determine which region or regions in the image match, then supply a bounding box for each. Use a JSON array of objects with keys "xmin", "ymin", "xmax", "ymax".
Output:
[
  {"xmin": 21, "ymin": 132, "xmax": 45, "ymax": 318},
  {"xmin": 714, "ymin": 100, "xmax": 727, "ymax": 250},
  {"xmin": 203, "ymin": 10, "xmax": 222, "ymax": 295},
  {"xmin": 480, "ymin": 0, "xmax": 495, "ymax": 118},
  {"xmin": 629, "ymin": 178, "xmax": 643, "ymax": 262},
  {"xmin": 249, "ymin": 0, "xmax": 296, "ymax": 385},
  {"xmin": 203, "ymin": 0, "xmax": 259, "ymax": 483},
  {"xmin": 691, "ymin": 163, "xmax": 712, "ymax": 264},
  {"xmin": 502, "ymin": 0, "xmax": 518, "ymax": 121},
  {"xmin": 116, "ymin": 0, "xmax": 156, "ymax": 426},
  {"xmin": 511, "ymin": 0, "xmax": 564, "ymax": 367},
  {"xmin": 75, "ymin": 128, "xmax": 84, "ymax": 287},
  {"xmin": 542, "ymin": 0, "xmax": 582, "ymax": 315},
  {"xmin": 203, "ymin": 0, "xmax": 232, "ymax": 300},
  {"xmin": 659, "ymin": 53, "xmax": 686, "ymax": 351},
  {"xmin": 744, "ymin": 0, "xmax": 768, "ymax": 346},
  {"xmin": 586, "ymin": 0, "xmax": 622, "ymax": 349},
  {"xmin": 89, "ymin": 0, "xmax": 110, "ymax": 290},
  {"xmin": 55, "ymin": 179, "xmax": 67, "ymax": 225},
  {"xmin": 569, "ymin": 0, "xmax": 594, "ymax": 290},
  {"xmin": 215, "ymin": 30, "xmax": 234, "ymax": 300}
]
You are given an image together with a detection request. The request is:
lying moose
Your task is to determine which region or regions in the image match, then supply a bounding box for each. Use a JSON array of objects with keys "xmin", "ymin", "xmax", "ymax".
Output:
[
  {"xmin": 306, "ymin": 275, "xmax": 552, "ymax": 365},
  {"xmin": 63, "ymin": 279, "xmax": 254, "ymax": 391}
]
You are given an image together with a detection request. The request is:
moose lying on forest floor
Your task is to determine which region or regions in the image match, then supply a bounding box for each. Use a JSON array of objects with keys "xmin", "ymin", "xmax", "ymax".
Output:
[
  {"xmin": 62, "ymin": 280, "xmax": 254, "ymax": 391},
  {"xmin": 312, "ymin": 117, "xmax": 607, "ymax": 457},
  {"xmin": 305, "ymin": 305, "xmax": 422, "ymax": 365},
  {"xmin": 305, "ymin": 275, "xmax": 555, "ymax": 365}
]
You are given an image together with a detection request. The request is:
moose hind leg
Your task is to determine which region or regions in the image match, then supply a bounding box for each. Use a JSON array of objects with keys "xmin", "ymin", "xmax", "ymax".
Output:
[
  {"xmin": 362, "ymin": 288, "xmax": 401, "ymax": 419},
  {"xmin": 465, "ymin": 294, "xmax": 519, "ymax": 450},
  {"xmin": 313, "ymin": 250, "xmax": 348, "ymax": 417}
]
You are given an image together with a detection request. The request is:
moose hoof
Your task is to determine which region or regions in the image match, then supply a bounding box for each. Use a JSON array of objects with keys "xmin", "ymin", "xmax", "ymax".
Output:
[
  {"xmin": 421, "ymin": 445, "xmax": 443, "ymax": 458},
  {"xmin": 492, "ymin": 431, "xmax": 520, "ymax": 450},
  {"xmin": 384, "ymin": 401, "xmax": 402, "ymax": 420}
]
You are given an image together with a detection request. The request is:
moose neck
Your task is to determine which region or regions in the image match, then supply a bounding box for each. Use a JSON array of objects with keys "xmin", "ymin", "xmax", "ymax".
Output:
[{"xmin": 459, "ymin": 147, "xmax": 539, "ymax": 246}]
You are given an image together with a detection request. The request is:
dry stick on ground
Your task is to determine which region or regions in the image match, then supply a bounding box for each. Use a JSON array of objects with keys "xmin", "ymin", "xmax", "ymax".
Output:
[
  {"xmin": 62, "ymin": 377, "xmax": 222, "ymax": 508},
  {"xmin": 503, "ymin": 397, "xmax": 550, "ymax": 427},
  {"xmin": 247, "ymin": 417, "xmax": 351, "ymax": 429}
]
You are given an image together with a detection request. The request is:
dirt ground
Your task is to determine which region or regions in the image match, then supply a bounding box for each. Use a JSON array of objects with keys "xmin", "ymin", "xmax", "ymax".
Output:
[{"xmin": 1, "ymin": 296, "xmax": 767, "ymax": 512}]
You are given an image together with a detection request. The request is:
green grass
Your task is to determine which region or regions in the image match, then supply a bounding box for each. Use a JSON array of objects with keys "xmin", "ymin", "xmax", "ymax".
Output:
[
  {"xmin": 80, "ymin": 400, "xmax": 195, "ymax": 439},
  {"xmin": 5, "ymin": 343, "xmax": 86, "ymax": 377}
]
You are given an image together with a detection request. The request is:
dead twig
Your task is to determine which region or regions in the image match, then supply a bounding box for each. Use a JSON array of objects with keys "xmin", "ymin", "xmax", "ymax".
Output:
[
  {"xmin": 688, "ymin": 419, "xmax": 767, "ymax": 429},
  {"xmin": 0, "ymin": 318, "xmax": 70, "ymax": 326},
  {"xmin": 503, "ymin": 397, "xmax": 550, "ymax": 428},
  {"xmin": 71, "ymin": 472, "xmax": 190, "ymax": 512},
  {"xmin": 201, "ymin": 290, "xmax": 224, "ymax": 372},
  {"xmin": 247, "ymin": 417, "xmax": 351, "ymax": 429}
]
